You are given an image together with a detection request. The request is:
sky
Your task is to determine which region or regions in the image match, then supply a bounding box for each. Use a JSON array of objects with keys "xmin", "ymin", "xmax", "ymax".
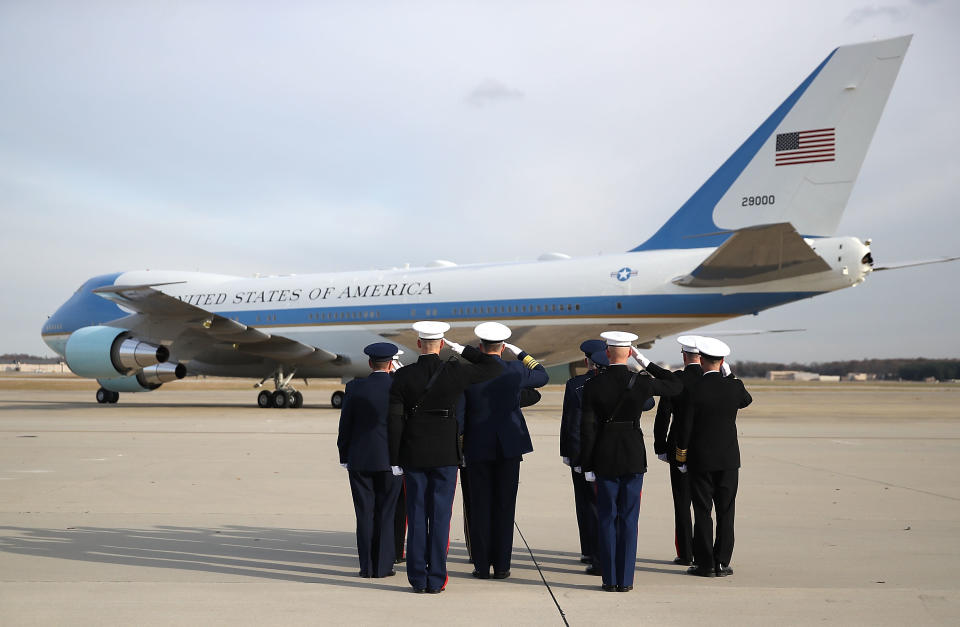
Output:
[{"xmin": 0, "ymin": 0, "xmax": 957, "ymax": 365}]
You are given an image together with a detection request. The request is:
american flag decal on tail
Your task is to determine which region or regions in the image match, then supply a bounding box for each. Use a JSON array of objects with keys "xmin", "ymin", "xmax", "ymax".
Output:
[{"xmin": 775, "ymin": 128, "xmax": 835, "ymax": 166}]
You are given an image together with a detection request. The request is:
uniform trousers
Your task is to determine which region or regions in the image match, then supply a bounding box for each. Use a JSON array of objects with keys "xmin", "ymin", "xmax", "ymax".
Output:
[
  {"xmin": 460, "ymin": 469, "xmax": 473, "ymax": 562},
  {"xmin": 348, "ymin": 470, "xmax": 403, "ymax": 577},
  {"xmin": 669, "ymin": 462, "xmax": 694, "ymax": 562},
  {"xmin": 595, "ymin": 472, "xmax": 644, "ymax": 588},
  {"xmin": 570, "ymin": 467, "xmax": 598, "ymax": 561},
  {"xmin": 465, "ymin": 456, "xmax": 521, "ymax": 575},
  {"xmin": 403, "ymin": 466, "xmax": 458, "ymax": 591},
  {"xmin": 689, "ymin": 468, "xmax": 738, "ymax": 569}
]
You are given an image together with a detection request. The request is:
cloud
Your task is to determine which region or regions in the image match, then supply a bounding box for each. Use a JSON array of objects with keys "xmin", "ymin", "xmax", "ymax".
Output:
[
  {"xmin": 464, "ymin": 79, "xmax": 524, "ymax": 107},
  {"xmin": 845, "ymin": 4, "xmax": 908, "ymax": 24}
]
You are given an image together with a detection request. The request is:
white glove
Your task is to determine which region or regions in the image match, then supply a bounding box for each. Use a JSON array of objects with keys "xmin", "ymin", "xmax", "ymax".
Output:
[
  {"xmin": 631, "ymin": 347, "xmax": 650, "ymax": 368},
  {"xmin": 392, "ymin": 358, "xmax": 403, "ymax": 370},
  {"xmin": 503, "ymin": 342, "xmax": 522, "ymax": 356},
  {"xmin": 573, "ymin": 466, "xmax": 582, "ymax": 474},
  {"xmin": 562, "ymin": 456, "xmax": 571, "ymax": 466},
  {"xmin": 584, "ymin": 471, "xmax": 596, "ymax": 482},
  {"xmin": 340, "ymin": 463, "xmax": 348, "ymax": 469},
  {"xmin": 444, "ymin": 339, "xmax": 465, "ymax": 355},
  {"xmin": 721, "ymin": 362, "xmax": 732, "ymax": 377},
  {"xmin": 677, "ymin": 464, "xmax": 688, "ymax": 474},
  {"xmin": 391, "ymin": 466, "xmax": 404, "ymax": 476},
  {"xmin": 657, "ymin": 453, "xmax": 668, "ymax": 463}
]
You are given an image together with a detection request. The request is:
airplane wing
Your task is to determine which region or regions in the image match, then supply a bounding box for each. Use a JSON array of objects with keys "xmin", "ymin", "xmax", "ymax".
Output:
[
  {"xmin": 92, "ymin": 284, "xmax": 339, "ymax": 363},
  {"xmin": 673, "ymin": 222, "xmax": 830, "ymax": 287}
]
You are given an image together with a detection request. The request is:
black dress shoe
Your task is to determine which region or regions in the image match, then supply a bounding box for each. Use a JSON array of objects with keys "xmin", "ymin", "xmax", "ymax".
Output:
[
  {"xmin": 617, "ymin": 585, "xmax": 633, "ymax": 592},
  {"xmin": 492, "ymin": 570, "xmax": 510, "ymax": 579},
  {"xmin": 585, "ymin": 565, "xmax": 602, "ymax": 576},
  {"xmin": 394, "ymin": 557, "xmax": 405, "ymax": 564},
  {"xmin": 358, "ymin": 571, "xmax": 370, "ymax": 578},
  {"xmin": 601, "ymin": 584, "xmax": 617, "ymax": 592},
  {"xmin": 472, "ymin": 569, "xmax": 490, "ymax": 579},
  {"xmin": 412, "ymin": 587, "xmax": 426, "ymax": 593},
  {"xmin": 686, "ymin": 565, "xmax": 715, "ymax": 577},
  {"xmin": 715, "ymin": 564, "xmax": 734, "ymax": 577},
  {"xmin": 427, "ymin": 588, "xmax": 444, "ymax": 594},
  {"xmin": 580, "ymin": 555, "xmax": 593, "ymax": 564},
  {"xmin": 373, "ymin": 570, "xmax": 396, "ymax": 578},
  {"xmin": 672, "ymin": 557, "xmax": 692, "ymax": 566}
]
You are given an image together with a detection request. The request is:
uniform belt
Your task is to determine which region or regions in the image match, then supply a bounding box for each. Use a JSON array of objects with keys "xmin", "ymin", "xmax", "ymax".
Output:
[
  {"xmin": 417, "ymin": 408, "xmax": 451, "ymax": 419},
  {"xmin": 602, "ymin": 417, "xmax": 639, "ymax": 424}
]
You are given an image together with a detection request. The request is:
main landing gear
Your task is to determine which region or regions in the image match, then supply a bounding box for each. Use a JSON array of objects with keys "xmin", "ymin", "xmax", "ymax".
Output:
[
  {"xmin": 255, "ymin": 368, "xmax": 305, "ymax": 409},
  {"xmin": 95, "ymin": 387, "xmax": 120, "ymax": 404},
  {"xmin": 331, "ymin": 390, "xmax": 345, "ymax": 409}
]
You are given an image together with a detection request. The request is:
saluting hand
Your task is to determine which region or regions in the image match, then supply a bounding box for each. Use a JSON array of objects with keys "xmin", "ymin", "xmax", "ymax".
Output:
[
  {"xmin": 503, "ymin": 342, "xmax": 522, "ymax": 356},
  {"xmin": 444, "ymin": 339, "xmax": 465, "ymax": 355},
  {"xmin": 631, "ymin": 347, "xmax": 651, "ymax": 368},
  {"xmin": 584, "ymin": 471, "xmax": 596, "ymax": 482}
]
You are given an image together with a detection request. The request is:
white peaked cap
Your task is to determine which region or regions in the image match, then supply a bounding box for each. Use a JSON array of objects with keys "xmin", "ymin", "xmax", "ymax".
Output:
[
  {"xmin": 677, "ymin": 335, "xmax": 701, "ymax": 354},
  {"xmin": 696, "ymin": 336, "xmax": 731, "ymax": 358},
  {"xmin": 412, "ymin": 320, "xmax": 450, "ymax": 339},
  {"xmin": 600, "ymin": 330, "xmax": 639, "ymax": 347},
  {"xmin": 474, "ymin": 321, "xmax": 511, "ymax": 342}
]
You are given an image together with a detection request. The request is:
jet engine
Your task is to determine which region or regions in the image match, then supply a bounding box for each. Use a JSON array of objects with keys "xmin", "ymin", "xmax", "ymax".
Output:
[
  {"xmin": 98, "ymin": 362, "xmax": 187, "ymax": 393},
  {"xmin": 65, "ymin": 325, "xmax": 170, "ymax": 379}
]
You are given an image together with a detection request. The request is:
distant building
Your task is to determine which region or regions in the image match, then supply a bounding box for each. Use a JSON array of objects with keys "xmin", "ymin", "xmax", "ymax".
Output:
[
  {"xmin": 767, "ymin": 370, "xmax": 820, "ymax": 381},
  {"xmin": 846, "ymin": 373, "xmax": 877, "ymax": 381},
  {"xmin": 818, "ymin": 375, "xmax": 841, "ymax": 383}
]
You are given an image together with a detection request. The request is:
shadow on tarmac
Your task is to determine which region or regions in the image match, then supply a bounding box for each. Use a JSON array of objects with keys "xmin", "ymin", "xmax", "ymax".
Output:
[{"xmin": 0, "ymin": 524, "xmax": 683, "ymax": 591}]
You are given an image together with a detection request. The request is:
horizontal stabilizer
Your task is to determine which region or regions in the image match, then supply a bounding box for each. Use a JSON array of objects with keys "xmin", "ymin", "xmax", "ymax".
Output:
[{"xmin": 674, "ymin": 223, "xmax": 830, "ymax": 287}]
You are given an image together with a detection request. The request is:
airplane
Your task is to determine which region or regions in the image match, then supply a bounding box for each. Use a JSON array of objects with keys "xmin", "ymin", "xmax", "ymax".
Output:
[{"xmin": 40, "ymin": 35, "xmax": 951, "ymax": 409}]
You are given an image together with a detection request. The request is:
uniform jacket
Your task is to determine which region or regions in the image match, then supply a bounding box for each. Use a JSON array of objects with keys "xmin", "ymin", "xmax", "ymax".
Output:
[
  {"xmin": 653, "ymin": 363, "xmax": 704, "ymax": 458},
  {"xmin": 463, "ymin": 352, "xmax": 549, "ymax": 463},
  {"xmin": 559, "ymin": 371, "xmax": 594, "ymax": 464},
  {"xmin": 676, "ymin": 371, "xmax": 753, "ymax": 472},
  {"xmin": 388, "ymin": 346, "xmax": 502, "ymax": 468},
  {"xmin": 580, "ymin": 363, "xmax": 682, "ymax": 477},
  {"xmin": 337, "ymin": 371, "xmax": 393, "ymax": 472}
]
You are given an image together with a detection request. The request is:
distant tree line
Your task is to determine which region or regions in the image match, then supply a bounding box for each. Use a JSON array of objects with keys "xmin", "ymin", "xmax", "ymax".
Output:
[
  {"xmin": 733, "ymin": 358, "xmax": 960, "ymax": 381},
  {"xmin": 1, "ymin": 354, "xmax": 62, "ymax": 365}
]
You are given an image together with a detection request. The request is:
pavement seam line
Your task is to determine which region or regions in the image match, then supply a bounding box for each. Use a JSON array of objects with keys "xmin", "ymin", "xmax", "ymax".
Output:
[{"xmin": 514, "ymin": 520, "xmax": 569, "ymax": 627}]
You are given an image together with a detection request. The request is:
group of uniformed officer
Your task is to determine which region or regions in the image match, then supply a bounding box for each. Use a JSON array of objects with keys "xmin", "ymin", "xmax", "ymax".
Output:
[{"xmin": 337, "ymin": 321, "xmax": 751, "ymax": 593}]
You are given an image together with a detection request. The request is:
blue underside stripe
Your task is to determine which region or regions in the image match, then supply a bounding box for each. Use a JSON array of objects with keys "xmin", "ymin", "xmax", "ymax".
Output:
[
  {"xmin": 632, "ymin": 48, "xmax": 838, "ymax": 252},
  {"xmin": 213, "ymin": 291, "xmax": 822, "ymax": 328}
]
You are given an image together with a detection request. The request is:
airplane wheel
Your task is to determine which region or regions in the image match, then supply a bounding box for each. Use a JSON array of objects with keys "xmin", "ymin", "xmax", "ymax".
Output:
[
  {"xmin": 96, "ymin": 388, "xmax": 109, "ymax": 404},
  {"xmin": 108, "ymin": 391, "xmax": 120, "ymax": 404},
  {"xmin": 257, "ymin": 390, "xmax": 272, "ymax": 408},
  {"xmin": 271, "ymin": 390, "xmax": 288, "ymax": 409},
  {"xmin": 331, "ymin": 390, "xmax": 344, "ymax": 409},
  {"xmin": 289, "ymin": 391, "xmax": 304, "ymax": 409}
]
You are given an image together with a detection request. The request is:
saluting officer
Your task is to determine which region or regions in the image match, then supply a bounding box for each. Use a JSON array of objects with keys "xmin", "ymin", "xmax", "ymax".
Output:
[
  {"xmin": 675, "ymin": 337, "xmax": 752, "ymax": 578},
  {"xmin": 337, "ymin": 342, "xmax": 403, "ymax": 579},
  {"xmin": 580, "ymin": 331, "xmax": 682, "ymax": 592},
  {"xmin": 388, "ymin": 321, "xmax": 502, "ymax": 594},
  {"xmin": 462, "ymin": 322, "xmax": 549, "ymax": 580},
  {"xmin": 652, "ymin": 335, "xmax": 704, "ymax": 567}
]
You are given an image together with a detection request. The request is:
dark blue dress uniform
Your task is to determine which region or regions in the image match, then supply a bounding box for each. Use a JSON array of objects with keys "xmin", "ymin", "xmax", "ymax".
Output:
[
  {"xmin": 388, "ymin": 345, "xmax": 502, "ymax": 593},
  {"xmin": 559, "ymin": 340, "xmax": 609, "ymax": 566},
  {"xmin": 463, "ymin": 350, "xmax": 548, "ymax": 577},
  {"xmin": 337, "ymin": 343, "xmax": 403, "ymax": 579},
  {"xmin": 676, "ymin": 370, "xmax": 752, "ymax": 575},
  {"xmin": 580, "ymin": 362, "xmax": 681, "ymax": 590},
  {"xmin": 653, "ymin": 363, "xmax": 703, "ymax": 565}
]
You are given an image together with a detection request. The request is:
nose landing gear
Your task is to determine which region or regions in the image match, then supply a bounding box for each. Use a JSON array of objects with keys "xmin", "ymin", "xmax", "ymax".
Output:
[{"xmin": 95, "ymin": 387, "xmax": 120, "ymax": 404}]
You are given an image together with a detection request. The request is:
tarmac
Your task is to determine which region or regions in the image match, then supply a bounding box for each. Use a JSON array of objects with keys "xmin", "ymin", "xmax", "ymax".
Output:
[{"xmin": 1, "ymin": 381, "xmax": 959, "ymax": 626}]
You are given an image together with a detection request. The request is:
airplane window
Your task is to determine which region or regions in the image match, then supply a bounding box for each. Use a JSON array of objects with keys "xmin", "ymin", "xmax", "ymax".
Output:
[
  {"xmin": 617, "ymin": 302, "xmax": 622, "ymax": 310},
  {"xmin": 575, "ymin": 304, "xmax": 580, "ymax": 311}
]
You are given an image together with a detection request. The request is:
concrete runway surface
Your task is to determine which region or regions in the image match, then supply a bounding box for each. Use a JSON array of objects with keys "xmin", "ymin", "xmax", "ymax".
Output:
[{"xmin": 1, "ymin": 382, "xmax": 959, "ymax": 626}]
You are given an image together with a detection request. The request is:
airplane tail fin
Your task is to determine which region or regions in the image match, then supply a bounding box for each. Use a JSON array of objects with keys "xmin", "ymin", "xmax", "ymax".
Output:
[{"xmin": 633, "ymin": 35, "xmax": 911, "ymax": 252}]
